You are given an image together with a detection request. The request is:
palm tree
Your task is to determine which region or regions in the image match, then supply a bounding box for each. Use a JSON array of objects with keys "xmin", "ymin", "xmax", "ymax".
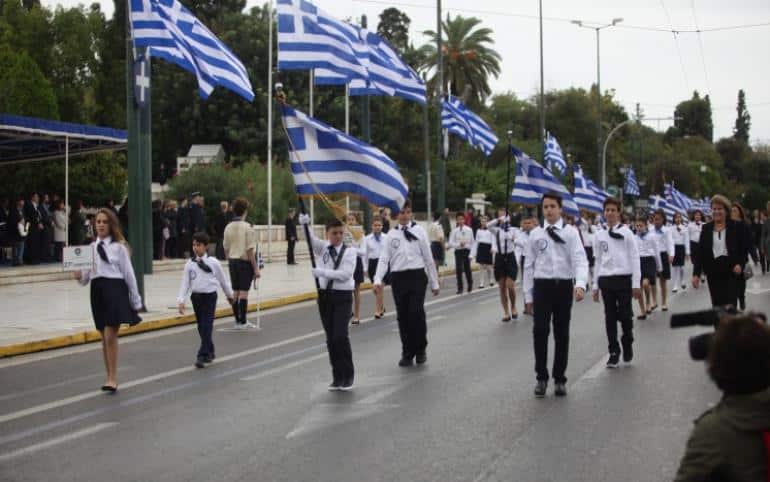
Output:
[{"xmin": 419, "ymin": 14, "xmax": 502, "ymax": 105}]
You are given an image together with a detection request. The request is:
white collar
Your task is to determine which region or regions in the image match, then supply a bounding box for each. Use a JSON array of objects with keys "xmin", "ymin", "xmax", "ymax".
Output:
[
  {"xmin": 97, "ymin": 236, "xmax": 113, "ymax": 245},
  {"xmin": 544, "ymin": 219, "xmax": 564, "ymax": 230}
]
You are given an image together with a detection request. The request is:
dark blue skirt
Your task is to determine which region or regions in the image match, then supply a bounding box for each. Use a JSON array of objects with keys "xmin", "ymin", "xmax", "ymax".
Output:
[{"xmin": 90, "ymin": 277, "xmax": 141, "ymax": 331}]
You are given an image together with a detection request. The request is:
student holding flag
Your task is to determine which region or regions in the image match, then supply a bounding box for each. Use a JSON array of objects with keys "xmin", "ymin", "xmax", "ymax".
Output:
[
  {"xmin": 524, "ymin": 193, "xmax": 588, "ymax": 398},
  {"xmin": 374, "ymin": 201, "xmax": 440, "ymax": 367}
]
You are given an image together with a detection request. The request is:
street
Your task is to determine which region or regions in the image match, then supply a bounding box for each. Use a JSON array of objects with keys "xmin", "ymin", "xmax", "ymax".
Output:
[{"xmin": 2, "ymin": 273, "xmax": 767, "ymax": 482}]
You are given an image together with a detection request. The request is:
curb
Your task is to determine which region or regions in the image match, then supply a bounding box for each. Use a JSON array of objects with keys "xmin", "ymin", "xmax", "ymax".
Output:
[{"xmin": 0, "ymin": 266, "xmax": 469, "ymax": 359}]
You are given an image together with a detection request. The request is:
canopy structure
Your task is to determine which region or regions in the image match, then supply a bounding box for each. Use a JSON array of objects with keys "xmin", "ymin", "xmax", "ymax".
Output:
[{"xmin": 0, "ymin": 114, "xmax": 128, "ymax": 247}]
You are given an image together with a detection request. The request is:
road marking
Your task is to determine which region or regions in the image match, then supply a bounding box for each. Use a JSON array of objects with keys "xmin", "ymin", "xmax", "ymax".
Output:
[
  {"xmin": 0, "ymin": 367, "xmax": 135, "ymax": 403},
  {"xmin": 0, "ymin": 422, "xmax": 117, "ymax": 463},
  {"xmin": 240, "ymin": 352, "xmax": 327, "ymax": 381},
  {"xmin": 747, "ymin": 288, "xmax": 770, "ymax": 295}
]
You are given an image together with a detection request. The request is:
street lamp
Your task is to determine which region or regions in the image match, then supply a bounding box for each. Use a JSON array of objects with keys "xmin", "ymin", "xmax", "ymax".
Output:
[{"xmin": 572, "ymin": 18, "xmax": 623, "ymax": 185}]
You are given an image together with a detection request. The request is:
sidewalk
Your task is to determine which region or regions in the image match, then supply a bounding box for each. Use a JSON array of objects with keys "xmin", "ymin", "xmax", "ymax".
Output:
[{"xmin": 0, "ymin": 251, "xmax": 461, "ymax": 357}]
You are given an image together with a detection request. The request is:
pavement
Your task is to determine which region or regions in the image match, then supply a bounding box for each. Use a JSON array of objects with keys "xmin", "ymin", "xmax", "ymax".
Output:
[
  {"xmin": 1, "ymin": 269, "xmax": 768, "ymax": 481},
  {"xmin": 0, "ymin": 242, "xmax": 460, "ymax": 357}
]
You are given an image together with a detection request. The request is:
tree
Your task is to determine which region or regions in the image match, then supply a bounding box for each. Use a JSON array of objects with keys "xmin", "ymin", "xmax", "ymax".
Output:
[
  {"xmin": 419, "ymin": 14, "xmax": 501, "ymax": 104},
  {"xmin": 670, "ymin": 91, "xmax": 714, "ymax": 142},
  {"xmin": 715, "ymin": 136, "xmax": 753, "ymax": 183},
  {"xmin": 0, "ymin": 49, "xmax": 59, "ymax": 118},
  {"xmin": 377, "ymin": 8, "xmax": 411, "ymax": 54},
  {"xmin": 733, "ymin": 89, "xmax": 751, "ymax": 144}
]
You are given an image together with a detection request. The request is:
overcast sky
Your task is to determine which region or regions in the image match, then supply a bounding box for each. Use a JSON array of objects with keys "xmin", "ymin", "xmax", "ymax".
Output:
[{"xmin": 45, "ymin": 0, "xmax": 770, "ymax": 144}]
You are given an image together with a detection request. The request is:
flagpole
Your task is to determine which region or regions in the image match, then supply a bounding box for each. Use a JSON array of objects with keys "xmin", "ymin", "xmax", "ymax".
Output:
[
  {"xmin": 267, "ymin": 0, "xmax": 274, "ymax": 263},
  {"xmin": 506, "ymin": 130, "xmax": 512, "ymax": 217},
  {"xmin": 345, "ymin": 84, "xmax": 350, "ymax": 214},
  {"xmin": 309, "ymin": 70, "xmax": 315, "ymax": 225}
]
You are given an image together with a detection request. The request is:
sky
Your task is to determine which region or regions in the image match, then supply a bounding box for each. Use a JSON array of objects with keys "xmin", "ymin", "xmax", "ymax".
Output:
[{"xmin": 44, "ymin": 0, "xmax": 770, "ymax": 145}]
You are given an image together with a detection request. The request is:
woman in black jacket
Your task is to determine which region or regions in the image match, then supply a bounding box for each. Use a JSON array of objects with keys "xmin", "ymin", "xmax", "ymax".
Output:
[{"xmin": 692, "ymin": 195, "xmax": 748, "ymax": 308}]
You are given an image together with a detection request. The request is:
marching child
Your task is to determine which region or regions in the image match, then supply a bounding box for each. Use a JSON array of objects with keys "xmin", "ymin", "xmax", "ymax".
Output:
[
  {"xmin": 652, "ymin": 209, "xmax": 674, "ymax": 311},
  {"xmin": 177, "ymin": 232, "xmax": 234, "ymax": 368},
  {"xmin": 634, "ymin": 218, "xmax": 661, "ymax": 320},
  {"xmin": 364, "ymin": 216, "xmax": 388, "ymax": 318},
  {"xmin": 344, "ymin": 213, "xmax": 366, "ymax": 325},
  {"xmin": 488, "ymin": 210, "xmax": 519, "ymax": 321},
  {"xmin": 472, "ymin": 215, "xmax": 495, "ymax": 289},
  {"xmin": 670, "ymin": 212, "xmax": 690, "ymax": 292},
  {"xmin": 449, "ymin": 212, "xmax": 475, "ymax": 294}
]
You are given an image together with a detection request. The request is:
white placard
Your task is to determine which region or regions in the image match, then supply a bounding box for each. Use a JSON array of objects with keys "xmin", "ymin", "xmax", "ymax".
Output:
[{"xmin": 63, "ymin": 245, "xmax": 93, "ymax": 271}]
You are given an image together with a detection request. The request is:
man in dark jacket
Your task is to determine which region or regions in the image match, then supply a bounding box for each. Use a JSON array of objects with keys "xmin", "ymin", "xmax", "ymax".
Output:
[
  {"xmin": 9, "ymin": 198, "xmax": 27, "ymax": 266},
  {"xmin": 23, "ymin": 193, "xmax": 43, "ymax": 264},
  {"xmin": 176, "ymin": 197, "xmax": 191, "ymax": 258},
  {"xmin": 674, "ymin": 314, "xmax": 770, "ymax": 482},
  {"xmin": 285, "ymin": 208, "xmax": 297, "ymax": 265}
]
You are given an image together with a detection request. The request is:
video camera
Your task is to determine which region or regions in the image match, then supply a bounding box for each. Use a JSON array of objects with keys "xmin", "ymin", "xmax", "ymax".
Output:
[{"xmin": 671, "ymin": 307, "xmax": 767, "ymax": 361}]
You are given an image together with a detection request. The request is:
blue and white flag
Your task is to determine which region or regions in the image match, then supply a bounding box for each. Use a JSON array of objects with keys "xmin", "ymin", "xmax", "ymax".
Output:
[
  {"xmin": 648, "ymin": 195, "xmax": 677, "ymax": 221},
  {"xmin": 691, "ymin": 197, "xmax": 712, "ymax": 216},
  {"xmin": 543, "ymin": 132, "xmax": 567, "ymax": 175},
  {"xmin": 664, "ymin": 183, "xmax": 692, "ymax": 215},
  {"xmin": 129, "ymin": 0, "xmax": 254, "ymax": 101},
  {"xmin": 624, "ymin": 166, "xmax": 640, "ymax": 196},
  {"xmin": 281, "ymin": 104, "xmax": 409, "ymax": 214},
  {"xmin": 510, "ymin": 146, "xmax": 580, "ymax": 218},
  {"xmin": 441, "ymin": 96, "xmax": 498, "ymax": 156},
  {"xmin": 573, "ymin": 164, "xmax": 609, "ymax": 214}
]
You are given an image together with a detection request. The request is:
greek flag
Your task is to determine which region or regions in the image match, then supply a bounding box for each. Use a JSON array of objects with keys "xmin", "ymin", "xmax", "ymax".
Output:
[
  {"xmin": 648, "ymin": 195, "xmax": 677, "ymax": 221},
  {"xmin": 510, "ymin": 146, "xmax": 580, "ymax": 217},
  {"xmin": 441, "ymin": 96, "xmax": 498, "ymax": 156},
  {"xmin": 691, "ymin": 197, "xmax": 712, "ymax": 216},
  {"xmin": 664, "ymin": 183, "xmax": 692, "ymax": 215},
  {"xmin": 129, "ymin": 0, "xmax": 254, "ymax": 101},
  {"xmin": 281, "ymin": 104, "xmax": 409, "ymax": 214},
  {"xmin": 544, "ymin": 132, "xmax": 567, "ymax": 175},
  {"xmin": 624, "ymin": 166, "xmax": 640, "ymax": 196},
  {"xmin": 573, "ymin": 164, "xmax": 609, "ymax": 214}
]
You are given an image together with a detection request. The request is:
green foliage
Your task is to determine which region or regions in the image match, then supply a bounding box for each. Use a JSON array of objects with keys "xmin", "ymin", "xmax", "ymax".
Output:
[
  {"xmin": 0, "ymin": 49, "xmax": 59, "ymax": 118},
  {"xmin": 733, "ymin": 89, "xmax": 751, "ymax": 144},
  {"xmin": 377, "ymin": 8, "xmax": 411, "ymax": 53},
  {"xmin": 671, "ymin": 91, "xmax": 714, "ymax": 142}
]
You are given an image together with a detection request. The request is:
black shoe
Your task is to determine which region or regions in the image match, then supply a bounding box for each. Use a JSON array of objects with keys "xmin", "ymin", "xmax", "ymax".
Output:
[
  {"xmin": 204, "ymin": 355, "xmax": 215, "ymax": 364},
  {"xmin": 195, "ymin": 358, "xmax": 206, "ymax": 369},
  {"xmin": 339, "ymin": 378, "xmax": 354, "ymax": 391},
  {"xmin": 415, "ymin": 352, "xmax": 427, "ymax": 365},
  {"xmin": 398, "ymin": 356, "xmax": 414, "ymax": 367},
  {"xmin": 467, "ymin": 286, "xmax": 472, "ymax": 293},
  {"xmin": 623, "ymin": 343, "xmax": 634, "ymax": 363},
  {"xmin": 328, "ymin": 380, "xmax": 341, "ymax": 391},
  {"xmin": 637, "ymin": 315, "xmax": 647, "ymax": 321},
  {"xmin": 606, "ymin": 353, "xmax": 620, "ymax": 368},
  {"xmin": 554, "ymin": 383, "xmax": 567, "ymax": 397},
  {"xmin": 501, "ymin": 316, "xmax": 511, "ymax": 323},
  {"xmin": 100, "ymin": 384, "xmax": 118, "ymax": 393},
  {"xmin": 534, "ymin": 381, "xmax": 547, "ymax": 398},
  {"xmin": 456, "ymin": 290, "xmax": 463, "ymax": 295}
]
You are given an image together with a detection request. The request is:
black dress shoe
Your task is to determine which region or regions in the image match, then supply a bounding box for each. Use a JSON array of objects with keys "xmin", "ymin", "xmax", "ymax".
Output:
[
  {"xmin": 554, "ymin": 383, "xmax": 567, "ymax": 397},
  {"xmin": 456, "ymin": 290, "xmax": 463, "ymax": 295},
  {"xmin": 101, "ymin": 384, "xmax": 118, "ymax": 393},
  {"xmin": 622, "ymin": 342, "xmax": 634, "ymax": 363},
  {"xmin": 534, "ymin": 381, "xmax": 547, "ymax": 398},
  {"xmin": 398, "ymin": 356, "xmax": 414, "ymax": 367},
  {"xmin": 195, "ymin": 358, "xmax": 206, "ymax": 369},
  {"xmin": 415, "ymin": 353, "xmax": 427, "ymax": 364}
]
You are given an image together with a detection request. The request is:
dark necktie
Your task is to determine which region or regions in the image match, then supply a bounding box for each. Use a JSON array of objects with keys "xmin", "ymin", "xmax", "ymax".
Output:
[
  {"xmin": 546, "ymin": 226, "xmax": 565, "ymax": 244},
  {"xmin": 402, "ymin": 225, "xmax": 417, "ymax": 242},
  {"xmin": 195, "ymin": 257, "xmax": 212, "ymax": 273},
  {"xmin": 374, "ymin": 233, "xmax": 381, "ymax": 243},
  {"xmin": 608, "ymin": 227, "xmax": 624, "ymax": 240},
  {"xmin": 97, "ymin": 241, "xmax": 109, "ymax": 263},
  {"xmin": 328, "ymin": 245, "xmax": 338, "ymax": 264}
]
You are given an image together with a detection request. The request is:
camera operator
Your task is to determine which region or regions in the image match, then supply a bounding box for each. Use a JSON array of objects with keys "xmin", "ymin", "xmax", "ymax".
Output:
[{"xmin": 674, "ymin": 314, "xmax": 770, "ymax": 482}]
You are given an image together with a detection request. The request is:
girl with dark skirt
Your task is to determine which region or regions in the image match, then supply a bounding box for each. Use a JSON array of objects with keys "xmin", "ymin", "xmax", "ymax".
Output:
[
  {"xmin": 74, "ymin": 208, "xmax": 142, "ymax": 392},
  {"xmin": 472, "ymin": 216, "xmax": 495, "ymax": 288},
  {"xmin": 635, "ymin": 218, "xmax": 661, "ymax": 319},
  {"xmin": 688, "ymin": 210, "xmax": 704, "ymax": 280},
  {"xmin": 652, "ymin": 209, "xmax": 674, "ymax": 311},
  {"xmin": 488, "ymin": 210, "xmax": 518, "ymax": 321},
  {"xmin": 345, "ymin": 213, "xmax": 366, "ymax": 325},
  {"xmin": 670, "ymin": 212, "xmax": 690, "ymax": 293},
  {"xmin": 364, "ymin": 216, "xmax": 388, "ymax": 319}
]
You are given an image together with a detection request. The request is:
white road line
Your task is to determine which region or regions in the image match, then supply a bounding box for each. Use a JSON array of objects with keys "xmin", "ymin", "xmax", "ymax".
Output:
[
  {"xmin": 0, "ymin": 367, "xmax": 135, "ymax": 403},
  {"xmin": 240, "ymin": 353, "xmax": 327, "ymax": 381},
  {"xmin": 0, "ymin": 292, "xmax": 473, "ymax": 425},
  {"xmin": 0, "ymin": 422, "xmax": 117, "ymax": 463}
]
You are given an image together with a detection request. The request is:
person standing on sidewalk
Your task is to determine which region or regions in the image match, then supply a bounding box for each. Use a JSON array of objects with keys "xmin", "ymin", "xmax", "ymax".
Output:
[
  {"xmin": 592, "ymin": 197, "xmax": 641, "ymax": 369},
  {"xmin": 427, "ymin": 211, "xmax": 446, "ymax": 268},
  {"xmin": 177, "ymin": 232, "xmax": 234, "ymax": 368},
  {"xmin": 223, "ymin": 197, "xmax": 260, "ymax": 329},
  {"xmin": 285, "ymin": 208, "xmax": 298, "ymax": 265},
  {"xmin": 449, "ymin": 212, "xmax": 474, "ymax": 294},
  {"xmin": 374, "ymin": 200, "xmax": 440, "ymax": 367},
  {"xmin": 524, "ymin": 193, "xmax": 588, "ymax": 398},
  {"xmin": 74, "ymin": 208, "xmax": 143, "ymax": 393},
  {"xmin": 299, "ymin": 214, "xmax": 357, "ymax": 391}
]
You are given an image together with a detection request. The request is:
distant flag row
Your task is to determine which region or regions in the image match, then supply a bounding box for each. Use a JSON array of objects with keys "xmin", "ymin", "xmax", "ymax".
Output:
[
  {"xmin": 573, "ymin": 164, "xmax": 609, "ymax": 214},
  {"xmin": 624, "ymin": 166, "xmax": 640, "ymax": 196},
  {"xmin": 441, "ymin": 95, "xmax": 499, "ymax": 157}
]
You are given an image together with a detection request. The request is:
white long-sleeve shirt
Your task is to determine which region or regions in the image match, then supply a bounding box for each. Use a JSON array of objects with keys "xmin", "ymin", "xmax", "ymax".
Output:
[
  {"xmin": 671, "ymin": 224, "xmax": 691, "ymax": 254},
  {"xmin": 652, "ymin": 225, "xmax": 675, "ymax": 254},
  {"xmin": 309, "ymin": 231, "xmax": 356, "ymax": 291},
  {"xmin": 177, "ymin": 254, "xmax": 234, "ymax": 303},
  {"xmin": 487, "ymin": 218, "xmax": 517, "ymax": 255},
  {"xmin": 471, "ymin": 228, "xmax": 494, "ymax": 258},
  {"xmin": 78, "ymin": 236, "xmax": 143, "ymax": 310},
  {"xmin": 364, "ymin": 232, "xmax": 385, "ymax": 262},
  {"xmin": 523, "ymin": 219, "xmax": 589, "ymax": 303},
  {"xmin": 636, "ymin": 232, "xmax": 663, "ymax": 271},
  {"xmin": 688, "ymin": 221, "xmax": 703, "ymax": 244},
  {"xmin": 374, "ymin": 222, "xmax": 439, "ymax": 291},
  {"xmin": 448, "ymin": 225, "xmax": 474, "ymax": 251},
  {"xmin": 593, "ymin": 223, "xmax": 641, "ymax": 290}
]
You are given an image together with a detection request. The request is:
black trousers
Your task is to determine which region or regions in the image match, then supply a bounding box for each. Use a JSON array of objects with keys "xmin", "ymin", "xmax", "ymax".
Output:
[
  {"xmin": 318, "ymin": 290, "xmax": 354, "ymax": 382},
  {"xmin": 533, "ymin": 279, "xmax": 574, "ymax": 383},
  {"xmin": 390, "ymin": 269, "xmax": 428, "ymax": 357},
  {"xmin": 454, "ymin": 248, "xmax": 472, "ymax": 290},
  {"xmin": 706, "ymin": 257, "xmax": 739, "ymax": 308},
  {"xmin": 598, "ymin": 275, "xmax": 634, "ymax": 355},
  {"xmin": 287, "ymin": 239, "xmax": 296, "ymax": 264},
  {"xmin": 191, "ymin": 292, "xmax": 217, "ymax": 359}
]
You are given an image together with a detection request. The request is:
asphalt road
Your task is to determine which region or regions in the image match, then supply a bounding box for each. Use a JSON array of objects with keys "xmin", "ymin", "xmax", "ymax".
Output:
[{"xmin": 2, "ymin": 272, "xmax": 768, "ymax": 482}]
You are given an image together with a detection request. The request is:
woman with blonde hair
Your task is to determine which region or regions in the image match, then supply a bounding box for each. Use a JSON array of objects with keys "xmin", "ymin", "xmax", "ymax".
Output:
[{"xmin": 74, "ymin": 208, "xmax": 143, "ymax": 392}]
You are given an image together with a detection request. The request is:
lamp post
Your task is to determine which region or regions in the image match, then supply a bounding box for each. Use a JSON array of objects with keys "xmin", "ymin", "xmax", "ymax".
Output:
[{"xmin": 571, "ymin": 18, "xmax": 623, "ymax": 183}]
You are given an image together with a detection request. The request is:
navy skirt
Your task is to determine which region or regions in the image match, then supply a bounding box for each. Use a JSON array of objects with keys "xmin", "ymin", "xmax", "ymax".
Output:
[
  {"xmin": 367, "ymin": 258, "xmax": 390, "ymax": 285},
  {"xmin": 90, "ymin": 277, "xmax": 141, "ymax": 331},
  {"xmin": 494, "ymin": 253, "xmax": 518, "ymax": 281},
  {"xmin": 659, "ymin": 252, "xmax": 671, "ymax": 280},
  {"xmin": 672, "ymin": 244, "xmax": 686, "ymax": 267},
  {"xmin": 354, "ymin": 257, "xmax": 365, "ymax": 285},
  {"xmin": 640, "ymin": 256, "xmax": 657, "ymax": 286},
  {"xmin": 476, "ymin": 243, "xmax": 493, "ymax": 265}
]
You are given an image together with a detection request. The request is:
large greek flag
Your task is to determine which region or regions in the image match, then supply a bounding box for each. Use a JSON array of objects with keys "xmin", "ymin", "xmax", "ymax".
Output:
[
  {"xmin": 510, "ymin": 146, "xmax": 579, "ymax": 217},
  {"xmin": 624, "ymin": 166, "xmax": 640, "ymax": 196},
  {"xmin": 574, "ymin": 164, "xmax": 608, "ymax": 214},
  {"xmin": 543, "ymin": 132, "xmax": 567, "ymax": 175},
  {"xmin": 281, "ymin": 104, "xmax": 409, "ymax": 214},
  {"xmin": 664, "ymin": 183, "xmax": 692, "ymax": 215},
  {"xmin": 129, "ymin": 0, "xmax": 254, "ymax": 101},
  {"xmin": 441, "ymin": 96, "xmax": 498, "ymax": 156},
  {"xmin": 648, "ymin": 195, "xmax": 677, "ymax": 220}
]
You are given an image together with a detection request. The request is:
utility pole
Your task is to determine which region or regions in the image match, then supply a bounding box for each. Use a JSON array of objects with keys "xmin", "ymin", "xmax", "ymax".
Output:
[
  {"xmin": 538, "ymin": 0, "xmax": 545, "ymax": 162},
  {"xmin": 361, "ymin": 14, "xmax": 372, "ymax": 228},
  {"xmin": 436, "ymin": 0, "xmax": 445, "ymax": 211}
]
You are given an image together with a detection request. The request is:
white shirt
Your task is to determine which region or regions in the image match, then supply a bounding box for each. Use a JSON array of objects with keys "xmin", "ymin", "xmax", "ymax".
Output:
[
  {"xmin": 593, "ymin": 223, "xmax": 641, "ymax": 290},
  {"xmin": 364, "ymin": 232, "xmax": 386, "ymax": 262},
  {"xmin": 579, "ymin": 219, "xmax": 595, "ymax": 247},
  {"xmin": 78, "ymin": 236, "xmax": 143, "ymax": 310},
  {"xmin": 688, "ymin": 221, "xmax": 703, "ymax": 243},
  {"xmin": 309, "ymin": 233, "xmax": 356, "ymax": 291},
  {"xmin": 374, "ymin": 222, "xmax": 439, "ymax": 291},
  {"xmin": 471, "ymin": 228, "xmax": 494, "ymax": 258},
  {"xmin": 713, "ymin": 226, "xmax": 728, "ymax": 258},
  {"xmin": 671, "ymin": 224, "xmax": 690, "ymax": 254},
  {"xmin": 523, "ymin": 219, "xmax": 589, "ymax": 303},
  {"xmin": 449, "ymin": 225, "xmax": 474, "ymax": 251},
  {"xmin": 487, "ymin": 218, "xmax": 517, "ymax": 255},
  {"xmin": 636, "ymin": 231, "xmax": 661, "ymax": 260},
  {"xmin": 177, "ymin": 254, "xmax": 234, "ymax": 303},
  {"xmin": 652, "ymin": 225, "xmax": 675, "ymax": 254}
]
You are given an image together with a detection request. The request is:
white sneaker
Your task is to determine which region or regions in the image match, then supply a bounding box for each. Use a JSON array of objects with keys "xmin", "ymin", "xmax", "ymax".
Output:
[
  {"xmin": 232, "ymin": 323, "xmax": 246, "ymax": 330},
  {"xmin": 243, "ymin": 321, "xmax": 259, "ymax": 329}
]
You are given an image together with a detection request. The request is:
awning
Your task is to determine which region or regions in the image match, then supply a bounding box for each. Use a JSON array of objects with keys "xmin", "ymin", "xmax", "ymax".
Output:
[{"xmin": 0, "ymin": 114, "xmax": 127, "ymax": 165}]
